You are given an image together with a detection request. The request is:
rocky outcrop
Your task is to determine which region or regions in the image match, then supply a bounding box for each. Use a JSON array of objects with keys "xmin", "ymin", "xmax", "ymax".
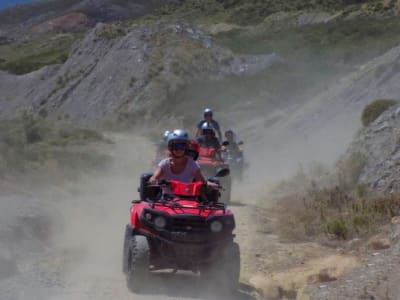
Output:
[{"xmin": 342, "ymin": 104, "xmax": 400, "ymax": 194}]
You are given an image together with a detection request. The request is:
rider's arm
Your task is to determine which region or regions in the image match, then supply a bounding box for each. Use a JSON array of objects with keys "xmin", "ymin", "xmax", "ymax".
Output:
[
  {"xmin": 195, "ymin": 127, "xmax": 201, "ymax": 137},
  {"xmin": 194, "ymin": 169, "xmax": 219, "ymax": 189},
  {"xmin": 194, "ymin": 169, "xmax": 207, "ymax": 184},
  {"xmin": 149, "ymin": 167, "xmax": 163, "ymax": 184},
  {"xmin": 195, "ymin": 120, "xmax": 203, "ymax": 137},
  {"xmin": 216, "ymin": 151, "xmax": 223, "ymax": 161},
  {"xmin": 214, "ymin": 139, "xmax": 223, "ymax": 161},
  {"xmin": 216, "ymin": 128, "xmax": 222, "ymax": 142}
]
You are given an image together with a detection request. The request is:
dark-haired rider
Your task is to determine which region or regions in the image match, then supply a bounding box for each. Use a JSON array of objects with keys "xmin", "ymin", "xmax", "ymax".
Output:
[
  {"xmin": 186, "ymin": 139, "xmax": 200, "ymax": 161},
  {"xmin": 195, "ymin": 108, "xmax": 222, "ymax": 141},
  {"xmin": 223, "ymin": 129, "xmax": 242, "ymax": 158}
]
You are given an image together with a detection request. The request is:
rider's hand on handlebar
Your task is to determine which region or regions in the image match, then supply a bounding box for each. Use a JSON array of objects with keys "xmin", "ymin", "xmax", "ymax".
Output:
[
  {"xmin": 149, "ymin": 176, "xmax": 158, "ymax": 185},
  {"xmin": 207, "ymin": 181, "xmax": 220, "ymax": 190}
]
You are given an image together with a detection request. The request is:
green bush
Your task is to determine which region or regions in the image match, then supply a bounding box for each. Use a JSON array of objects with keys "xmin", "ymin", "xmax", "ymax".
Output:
[
  {"xmin": 361, "ymin": 99, "xmax": 398, "ymax": 127},
  {"xmin": 326, "ymin": 218, "xmax": 349, "ymax": 239},
  {"xmin": 0, "ymin": 33, "xmax": 81, "ymax": 75},
  {"xmin": 0, "ymin": 48, "xmax": 69, "ymax": 75}
]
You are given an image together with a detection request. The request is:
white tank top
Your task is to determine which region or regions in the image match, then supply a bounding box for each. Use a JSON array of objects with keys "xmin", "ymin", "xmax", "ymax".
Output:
[{"xmin": 158, "ymin": 158, "xmax": 200, "ymax": 183}]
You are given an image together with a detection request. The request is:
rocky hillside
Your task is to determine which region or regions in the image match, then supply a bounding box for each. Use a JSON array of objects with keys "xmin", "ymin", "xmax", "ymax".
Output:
[
  {"xmin": 0, "ymin": 22, "xmax": 280, "ymax": 127},
  {"xmin": 1, "ymin": 0, "xmax": 400, "ymax": 166}
]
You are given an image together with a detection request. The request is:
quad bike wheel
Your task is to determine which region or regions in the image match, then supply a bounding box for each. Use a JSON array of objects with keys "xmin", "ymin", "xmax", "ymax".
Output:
[
  {"xmin": 201, "ymin": 242, "xmax": 240, "ymax": 293},
  {"xmin": 123, "ymin": 234, "xmax": 151, "ymax": 293}
]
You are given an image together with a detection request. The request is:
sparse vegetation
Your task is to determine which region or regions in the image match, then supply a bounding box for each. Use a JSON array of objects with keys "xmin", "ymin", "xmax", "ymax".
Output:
[
  {"xmin": 272, "ymin": 151, "xmax": 400, "ymax": 241},
  {"xmin": 215, "ymin": 18, "xmax": 400, "ymax": 66},
  {"xmin": 337, "ymin": 151, "xmax": 367, "ymax": 188},
  {"xmin": 0, "ymin": 111, "xmax": 111, "ymax": 175},
  {"xmin": 151, "ymin": 0, "xmax": 396, "ymax": 26},
  {"xmin": 94, "ymin": 23, "xmax": 127, "ymax": 39},
  {"xmin": 361, "ymin": 99, "xmax": 399, "ymax": 127},
  {"xmin": 275, "ymin": 179, "xmax": 400, "ymax": 241},
  {"xmin": 0, "ymin": 33, "xmax": 82, "ymax": 75}
]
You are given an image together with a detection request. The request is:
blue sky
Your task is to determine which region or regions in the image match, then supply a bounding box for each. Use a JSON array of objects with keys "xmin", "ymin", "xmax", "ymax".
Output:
[{"xmin": 0, "ymin": 0, "xmax": 36, "ymax": 10}]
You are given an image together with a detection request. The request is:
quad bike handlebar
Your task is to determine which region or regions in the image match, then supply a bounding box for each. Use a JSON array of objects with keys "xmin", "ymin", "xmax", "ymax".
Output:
[{"xmin": 149, "ymin": 179, "xmax": 225, "ymax": 193}]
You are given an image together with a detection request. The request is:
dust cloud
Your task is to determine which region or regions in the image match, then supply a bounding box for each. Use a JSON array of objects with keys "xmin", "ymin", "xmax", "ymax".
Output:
[
  {"xmin": 0, "ymin": 60, "xmax": 362, "ymax": 300},
  {"xmin": 44, "ymin": 133, "xmax": 155, "ymax": 299},
  {"xmin": 0, "ymin": 132, "xmax": 254, "ymax": 300}
]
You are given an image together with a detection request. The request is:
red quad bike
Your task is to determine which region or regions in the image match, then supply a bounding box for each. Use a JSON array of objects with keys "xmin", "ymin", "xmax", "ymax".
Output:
[
  {"xmin": 122, "ymin": 169, "xmax": 240, "ymax": 294},
  {"xmin": 197, "ymin": 146, "xmax": 232, "ymax": 204}
]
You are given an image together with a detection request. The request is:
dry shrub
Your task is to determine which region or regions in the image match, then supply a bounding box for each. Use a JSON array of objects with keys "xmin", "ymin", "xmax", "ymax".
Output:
[
  {"xmin": 275, "ymin": 182, "xmax": 400, "ymax": 241},
  {"xmin": 336, "ymin": 151, "xmax": 367, "ymax": 189}
]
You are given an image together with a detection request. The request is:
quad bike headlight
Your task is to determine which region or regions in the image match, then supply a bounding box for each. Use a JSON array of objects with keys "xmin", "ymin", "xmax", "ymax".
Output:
[
  {"xmin": 144, "ymin": 212, "xmax": 152, "ymax": 221},
  {"xmin": 154, "ymin": 216, "xmax": 167, "ymax": 229},
  {"xmin": 210, "ymin": 220, "xmax": 223, "ymax": 233}
]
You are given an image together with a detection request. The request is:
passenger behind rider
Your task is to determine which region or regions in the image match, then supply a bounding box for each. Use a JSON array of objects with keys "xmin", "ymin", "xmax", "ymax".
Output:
[
  {"xmin": 196, "ymin": 123, "xmax": 223, "ymax": 161},
  {"xmin": 186, "ymin": 139, "xmax": 200, "ymax": 161},
  {"xmin": 149, "ymin": 129, "xmax": 218, "ymax": 188},
  {"xmin": 222, "ymin": 129, "xmax": 243, "ymax": 158},
  {"xmin": 195, "ymin": 108, "xmax": 222, "ymax": 141}
]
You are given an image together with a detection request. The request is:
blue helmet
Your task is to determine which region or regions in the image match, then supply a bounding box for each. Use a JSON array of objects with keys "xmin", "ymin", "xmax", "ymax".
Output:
[
  {"xmin": 167, "ymin": 129, "xmax": 189, "ymax": 148},
  {"xmin": 201, "ymin": 122, "xmax": 215, "ymax": 135}
]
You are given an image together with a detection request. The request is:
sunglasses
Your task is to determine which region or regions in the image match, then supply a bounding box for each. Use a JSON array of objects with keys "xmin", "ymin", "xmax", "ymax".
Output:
[{"xmin": 170, "ymin": 143, "xmax": 187, "ymax": 151}]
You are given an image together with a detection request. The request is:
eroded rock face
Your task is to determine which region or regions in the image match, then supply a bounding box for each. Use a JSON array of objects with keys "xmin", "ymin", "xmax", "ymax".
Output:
[
  {"xmin": 343, "ymin": 104, "xmax": 400, "ymax": 194},
  {"xmin": 0, "ymin": 22, "xmax": 281, "ymax": 126}
]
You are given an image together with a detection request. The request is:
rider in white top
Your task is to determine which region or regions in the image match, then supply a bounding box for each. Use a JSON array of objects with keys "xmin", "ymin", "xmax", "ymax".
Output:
[
  {"xmin": 150, "ymin": 129, "xmax": 216, "ymax": 185},
  {"xmin": 158, "ymin": 157, "xmax": 200, "ymax": 183}
]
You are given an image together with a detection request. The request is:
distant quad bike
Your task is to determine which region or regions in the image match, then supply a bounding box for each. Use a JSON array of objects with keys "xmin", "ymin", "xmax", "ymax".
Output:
[
  {"xmin": 221, "ymin": 141, "xmax": 247, "ymax": 182},
  {"xmin": 122, "ymin": 169, "xmax": 240, "ymax": 294},
  {"xmin": 197, "ymin": 146, "xmax": 232, "ymax": 204}
]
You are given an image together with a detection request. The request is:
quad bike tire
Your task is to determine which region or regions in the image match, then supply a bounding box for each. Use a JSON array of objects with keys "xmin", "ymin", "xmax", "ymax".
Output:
[
  {"xmin": 201, "ymin": 242, "xmax": 240, "ymax": 293},
  {"xmin": 123, "ymin": 233, "xmax": 150, "ymax": 293}
]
